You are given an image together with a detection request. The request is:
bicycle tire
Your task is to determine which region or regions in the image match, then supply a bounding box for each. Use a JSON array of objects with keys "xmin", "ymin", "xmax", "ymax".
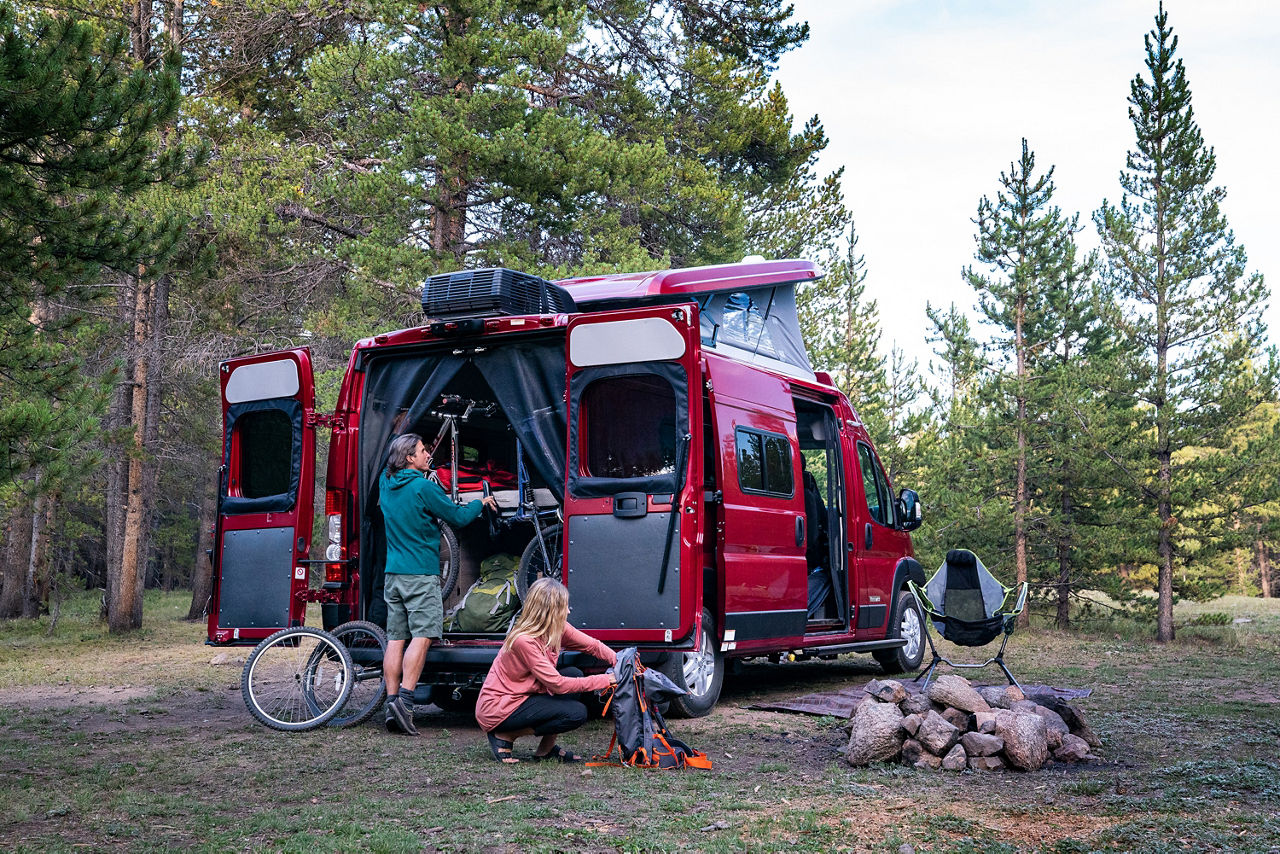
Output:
[
  {"xmin": 517, "ymin": 522, "xmax": 563, "ymax": 601},
  {"xmin": 241, "ymin": 626, "xmax": 354, "ymax": 732},
  {"xmin": 438, "ymin": 521, "xmax": 461, "ymax": 599},
  {"xmin": 326, "ymin": 620, "xmax": 388, "ymax": 728}
]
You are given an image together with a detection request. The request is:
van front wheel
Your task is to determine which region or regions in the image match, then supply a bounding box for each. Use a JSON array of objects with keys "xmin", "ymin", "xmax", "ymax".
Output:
[
  {"xmin": 873, "ymin": 589, "xmax": 925, "ymax": 674},
  {"xmin": 661, "ymin": 609, "xmax": 723, "ymax": 718}
]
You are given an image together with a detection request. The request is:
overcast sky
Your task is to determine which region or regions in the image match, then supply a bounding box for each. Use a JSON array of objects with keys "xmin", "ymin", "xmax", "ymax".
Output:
[{"xmin": 773, "ymin": 0, "xmax": 1280, "ymax": 372}]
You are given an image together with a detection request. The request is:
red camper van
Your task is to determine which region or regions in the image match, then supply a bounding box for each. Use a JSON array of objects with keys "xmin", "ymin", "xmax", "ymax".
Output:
[{"xmin": 211, "ymin": 258, "xmax": 926, "ymax": 720}]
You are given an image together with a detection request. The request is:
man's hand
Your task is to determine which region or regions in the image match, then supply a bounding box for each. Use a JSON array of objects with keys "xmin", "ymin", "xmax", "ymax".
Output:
[{"xmin": 481, "ymin": 495, "xmax": 499, "ymax": 511}]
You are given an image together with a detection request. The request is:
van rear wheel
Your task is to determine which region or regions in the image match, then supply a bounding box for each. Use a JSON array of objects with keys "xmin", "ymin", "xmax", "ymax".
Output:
[
  {"xmin": 660, "ymin": 609, "xmax": 723, "ymax": 718},
  {"xmin": 873, "ymin": 589, "xmax": 925, "ymax": 674}
]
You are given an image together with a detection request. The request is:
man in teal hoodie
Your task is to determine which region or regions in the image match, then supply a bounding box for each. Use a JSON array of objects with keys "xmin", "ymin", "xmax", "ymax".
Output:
[{"xmin": 379, "ymin": 432, "xmax": 497, "ymax": 735}]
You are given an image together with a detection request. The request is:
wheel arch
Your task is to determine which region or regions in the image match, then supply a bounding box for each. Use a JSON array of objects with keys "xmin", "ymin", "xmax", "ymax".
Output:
[{"xmin": 892, "ymin": 557, "xmax": 926, "ymax": 593}]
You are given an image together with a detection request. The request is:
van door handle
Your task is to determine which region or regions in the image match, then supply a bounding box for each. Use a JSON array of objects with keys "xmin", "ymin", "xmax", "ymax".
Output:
[
  {"xmin": 795, "ymin": 515, "xmax": 805, "ymax": 548},
  {"xmin": 864, "ymin": 522, "xmax": 873, "ymax": 550}
]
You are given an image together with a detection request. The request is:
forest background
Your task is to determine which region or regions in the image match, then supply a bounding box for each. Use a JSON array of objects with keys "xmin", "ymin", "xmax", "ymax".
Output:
[{"xmin": 2, "ymin": 0, "xmax": 1277, "ymax": 642}]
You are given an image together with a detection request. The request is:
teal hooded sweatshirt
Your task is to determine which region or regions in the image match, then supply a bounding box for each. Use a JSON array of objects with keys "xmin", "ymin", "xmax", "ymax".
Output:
[{"xmin": 379, "ymin": 468, "xmax": 484, "ymax": 575}]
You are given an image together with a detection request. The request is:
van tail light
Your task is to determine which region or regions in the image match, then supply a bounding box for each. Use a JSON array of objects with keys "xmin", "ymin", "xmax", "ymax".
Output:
[{"xmin": 324, "ymin": 489, "xmax": 347, "ymax": 585}]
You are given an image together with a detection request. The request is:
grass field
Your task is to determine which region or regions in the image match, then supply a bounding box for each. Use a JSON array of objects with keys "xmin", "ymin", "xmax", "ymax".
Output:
[{"xmin": 1, "ymin": 591, "xmax": 1278, "ymax": 852}]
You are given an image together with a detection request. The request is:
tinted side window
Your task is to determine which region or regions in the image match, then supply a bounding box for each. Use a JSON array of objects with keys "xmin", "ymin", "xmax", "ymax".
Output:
[
  {"xmin": 583, "ymin": 374, "xmax": 676, "ymax": 479},
  {"xmin": 235, "ymin": 409, "xmax": 293, "ymax": 498},
  {"xmin": 857, "ymin": 442, "xmax": 894, "ymax": 527},
  {"xmin": 736, "ymin": 428, "xmax": 793, "ymax": 497}
]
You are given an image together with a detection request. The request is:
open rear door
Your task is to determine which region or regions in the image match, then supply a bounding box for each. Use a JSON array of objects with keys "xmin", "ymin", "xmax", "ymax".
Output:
[
  {"xmin": 563, "ymin": 305, "xmax": 703, "ymax": 646},
  {"xmin": 209, "ymin": 348, "xmax": 317, "ymax": 644}
]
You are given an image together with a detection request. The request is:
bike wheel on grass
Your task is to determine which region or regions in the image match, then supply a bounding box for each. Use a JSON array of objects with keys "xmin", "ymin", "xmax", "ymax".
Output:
[
  {"xmin": 241, "ymin": 626, "xmax": 354, "ymax": 732},
  {"xmin": 325, "ymin": 620, "xmax": 387, "ymax": 728}
]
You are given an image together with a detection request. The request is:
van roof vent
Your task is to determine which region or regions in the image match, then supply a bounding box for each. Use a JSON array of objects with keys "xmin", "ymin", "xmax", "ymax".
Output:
[{"xmin": 422, "ymin": 267, "xmax": 577, "ymax": 320}]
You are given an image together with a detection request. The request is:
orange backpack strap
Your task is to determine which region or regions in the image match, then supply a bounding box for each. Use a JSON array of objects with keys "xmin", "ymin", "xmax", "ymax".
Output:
[{"xmin": 683, "ymin": 751, "xmax": 713, "ymax": 770}]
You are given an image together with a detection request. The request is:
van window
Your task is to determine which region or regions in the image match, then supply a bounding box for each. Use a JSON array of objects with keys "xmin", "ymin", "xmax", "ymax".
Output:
[
  {"xmin": 736, "ymin": 428, "xmax": 793, "ymax": 497},
  {"xmin": 583, "ymin": 374, "xmax": 677, "ymax": 478},
  {"xmin": 858, "ymin": 442, "xmax": 894, "ymax": 527},
  {"xmin": 721, "ymin": 291, "xmax": 776, "ymax": 354},
  {"xmin": 234, "ymin": 409, "xmax": 294, "ymax": 498}
]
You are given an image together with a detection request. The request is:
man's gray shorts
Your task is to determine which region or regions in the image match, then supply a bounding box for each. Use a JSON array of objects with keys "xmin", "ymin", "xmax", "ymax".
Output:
[{"xmin": 384, "ymin": 573, "xmax": 443, "ymax": 641}]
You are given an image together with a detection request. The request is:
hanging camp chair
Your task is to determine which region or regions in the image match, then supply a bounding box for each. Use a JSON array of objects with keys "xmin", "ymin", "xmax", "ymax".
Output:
[{"xmin": 908, "ymin": 549, "xmax": 1028, "ymax": 692}]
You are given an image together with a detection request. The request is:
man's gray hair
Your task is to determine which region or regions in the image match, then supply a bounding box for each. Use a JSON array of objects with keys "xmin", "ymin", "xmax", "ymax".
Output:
[{"xmin": 386, "ymin": 433, "xmax": 424, "ymax": 475}]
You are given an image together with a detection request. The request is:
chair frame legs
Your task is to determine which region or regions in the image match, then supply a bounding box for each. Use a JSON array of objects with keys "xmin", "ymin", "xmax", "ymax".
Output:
[{"xmin": 913, "ymin": 620, "xmax": 1021, "ymax": 694}]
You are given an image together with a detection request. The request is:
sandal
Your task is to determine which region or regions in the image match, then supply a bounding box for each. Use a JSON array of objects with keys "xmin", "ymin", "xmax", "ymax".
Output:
[
  {"xmin": 487, "ymin": 732, "xmax": 519, "ymax": 764},
  {"xmin": 531, "ymin": 745, "xmax": 582, "ymax": 764}
]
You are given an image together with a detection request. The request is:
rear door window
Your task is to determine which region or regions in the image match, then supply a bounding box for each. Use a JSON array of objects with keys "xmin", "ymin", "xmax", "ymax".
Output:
[{"xmin": 583, "ymin": 374, "xmax": 677, "ymax": 479}]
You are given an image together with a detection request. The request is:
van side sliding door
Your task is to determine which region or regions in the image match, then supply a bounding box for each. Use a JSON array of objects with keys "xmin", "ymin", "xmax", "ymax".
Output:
[
  {"xmin": 209, "ymin": 348, "xmax": 317, "ymax": 644},
  {"xmin": 563, "ymin": 305, "xmax": 703, "ymax": 646}
]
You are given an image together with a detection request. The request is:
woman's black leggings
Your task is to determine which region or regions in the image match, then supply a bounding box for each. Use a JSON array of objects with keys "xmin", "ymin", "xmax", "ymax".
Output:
[{"xmin": 493, "ymin": 667, "xmax": 589, "ymax": 736}]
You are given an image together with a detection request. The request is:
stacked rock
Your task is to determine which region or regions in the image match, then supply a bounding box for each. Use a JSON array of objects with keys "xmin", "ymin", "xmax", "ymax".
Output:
[{"xmin": 843, "ymin": 674, "xmax": 1101, "ymax": 772}]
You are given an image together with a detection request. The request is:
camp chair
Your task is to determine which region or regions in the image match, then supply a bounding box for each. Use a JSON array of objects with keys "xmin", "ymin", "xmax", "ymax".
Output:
[{"xmin": 908, "ymin": 549, "xmax": 1028, "ymax": 692}]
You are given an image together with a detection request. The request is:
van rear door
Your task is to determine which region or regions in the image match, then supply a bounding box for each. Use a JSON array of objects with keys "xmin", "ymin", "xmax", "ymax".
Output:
[
  {"xmin": 563, "ymin": 305, "xmax": 703, "ymax": 645},
  {"xmin": 209, "ymin": 348, "xmax": 317, "ymax": 644}
]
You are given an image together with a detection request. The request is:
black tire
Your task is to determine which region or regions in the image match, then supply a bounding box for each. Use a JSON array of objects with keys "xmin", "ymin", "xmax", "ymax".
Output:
[
  {"xmin": 873, "ymin": 588, "xmax": 926, "ymax": 675},
  {"xmin": 660, "ymin": 609, "xmax": 724, "ymax": 718},
  {"xmin": 241, "ymin": 627, "xmax": 354, "ymax": 732},
  {"xmin": 517, "ymin": 522, "xmax": 563, "ymax": 601},
  {"xmin": 326, "ymin": 621, "xmax": 387, "ymax": 728},
  {"xmin": 438, "ymin": 522, "xmax": 461, "ymax": 599}
]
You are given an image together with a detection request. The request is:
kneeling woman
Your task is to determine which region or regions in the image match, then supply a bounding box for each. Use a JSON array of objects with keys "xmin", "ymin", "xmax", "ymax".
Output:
[{"xmin": 476, "ymin": 578, "xmax": 617, "ymax": 763}]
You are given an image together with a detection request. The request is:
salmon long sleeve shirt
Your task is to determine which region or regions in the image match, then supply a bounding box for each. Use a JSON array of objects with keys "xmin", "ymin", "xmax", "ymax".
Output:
[{"xmin": 475, "ymin": 623, "xmax": 617, "ymax": 732}]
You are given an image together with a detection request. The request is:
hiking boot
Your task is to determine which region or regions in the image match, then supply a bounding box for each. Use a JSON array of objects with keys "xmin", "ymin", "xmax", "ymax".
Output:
[{"xmin": 384, "ymin": 696, "xmax": 419, "ymax": 736}]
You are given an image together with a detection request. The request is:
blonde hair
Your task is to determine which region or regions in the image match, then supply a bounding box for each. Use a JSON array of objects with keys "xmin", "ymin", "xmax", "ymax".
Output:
[{"xmin": 503, "ymin": 577, "xmax": 570, "ymax": 654}]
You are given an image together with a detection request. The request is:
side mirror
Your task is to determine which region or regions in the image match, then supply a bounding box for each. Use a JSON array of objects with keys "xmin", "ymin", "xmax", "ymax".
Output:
[{"xmin": 897, "ymin": 489, "xmax": 923, "ymax": 531}]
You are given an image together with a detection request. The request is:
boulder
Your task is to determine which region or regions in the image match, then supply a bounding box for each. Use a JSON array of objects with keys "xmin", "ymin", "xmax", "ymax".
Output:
[
  {"xmin": 960, "ymin": 731, "xmax": 1004, "ymax": 757},
  {"xmin": 940, "ymin": 707, "xmax": 972, "ymax": 731},
  {"xmin": 1053, "ymin": 733, "xmax": 1092, "ymax": 764},
  {"xmin": 1010, "ymin": 699, "xmax": 1042, "ymax": 714},
  {"xmin": 1032, "ymin": 705, "xmax": 1069, "ymax": 750},
  {"xmin": 865, "ymin": 678, "xmax": 908, "ymax": 704},
  {"xmin": 914, "ymin": 752, "xmax": 943, "ymax": 770},
  {"xmin": 973, "ymin": 711, "xmax": 998, "ymax": 734},
  {"xmin": 977, "ymin": 684, "xmax": 1023, "ymax": 709},
  {"xmin": 916, "ymin": 710, "xmax": 961, "ymax": 755},
  {"xmin": 1031, "ymin": 697, "xmax": 1102, "ymax": 749},
  {"xmin": 927, "ymin": 675, "xmax": 991, "ymax": 713},
  {"xmin": 941, "ymin": 743, "xmax": 968, "ymax": 771},
  {"xmin": 845, "ymin": 699, "xmax": 906, "ymax": 766},
  {"xmin": 900, "ymin": 738, "xmax": 926, "ymax": 765},
  {"xmin": 994, "ymin": 710, "xmax": 1049, "ymax": 771},
  {"xmin": 900, "ymin": 713, "xmax": 922, "ymax": 737},
  {"xmin": 968, "ymin": 755, "xmax": 1006, "ymax": 772},
  {"xmin": 900, "ymin": 693, "xmax": 934, "ymax": 716}
]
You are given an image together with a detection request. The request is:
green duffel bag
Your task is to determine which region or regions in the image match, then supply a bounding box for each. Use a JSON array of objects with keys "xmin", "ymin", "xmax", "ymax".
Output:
[{"xmin": 445, "ymin": 553, "xmax": 521, "ymax": 633}]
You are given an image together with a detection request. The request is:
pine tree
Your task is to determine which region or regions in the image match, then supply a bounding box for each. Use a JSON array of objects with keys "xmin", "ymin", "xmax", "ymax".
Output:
[
  {"xmin": 0, "ymin": 6, "xmax": 193, "ymax": 620},
  {"xmin": 1094, "ymin": 4, "xmax": 1275, "ymax": 641},
  {"xmin": 965, "ymin": 139, "xmax": 1095, "ymax": 625}
]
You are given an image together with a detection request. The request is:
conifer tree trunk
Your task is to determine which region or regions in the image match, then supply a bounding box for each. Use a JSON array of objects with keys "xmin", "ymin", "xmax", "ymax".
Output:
[
  {"xmin": 187, "ymin": 484, "xmax": 216, "ymax": 621},
  {"xmin": 1014, "ymin": 297, "xmax": 1029, "ymax": 628},
  {"xmin": 1259, "ymin": 540, "xmax": 1272, "ymax": 599},
  {"xmin": 22, "ymin": 490, "xmax": 50, "ymax": 619},
  {"xmin": 1055, "ymin": 475, "xmax": 1073, "ymax": 629},
  {"xmin": 0, "ymin": 503, "xmax": 33, "ymax": 618}
]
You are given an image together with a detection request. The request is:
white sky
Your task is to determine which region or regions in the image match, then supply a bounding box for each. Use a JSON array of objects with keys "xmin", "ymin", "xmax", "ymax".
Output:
[{"xmin": 773, "ymin": 0, "xmax": 1280, "ymax": 370}]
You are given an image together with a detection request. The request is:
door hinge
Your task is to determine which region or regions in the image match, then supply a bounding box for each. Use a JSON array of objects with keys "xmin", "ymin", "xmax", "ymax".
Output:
[{"xmin": 306, "ymin": 412, "xmax": 344, "ymax": 432}]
